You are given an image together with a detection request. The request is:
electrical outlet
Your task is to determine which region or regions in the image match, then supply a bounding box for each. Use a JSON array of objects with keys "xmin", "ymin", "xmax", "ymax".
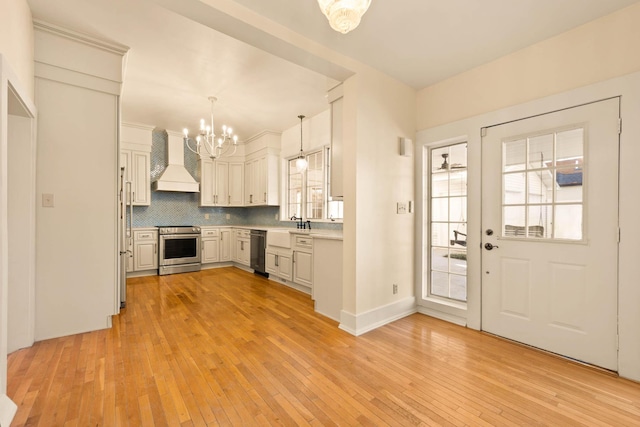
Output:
[
  {"xmin": 393, "ymin": 284, "xmax": 398, "ymax": 294},
  {"xmin": 226, "ymin": 214, "xmax": 231, "ymax": 219},
  {"xmin": 204, "ymin": 213, "xmax": 210, "ymax": 220},
  {"xmin": 397, "ymin": 202, "xmax": 407, "ymax": 214}
]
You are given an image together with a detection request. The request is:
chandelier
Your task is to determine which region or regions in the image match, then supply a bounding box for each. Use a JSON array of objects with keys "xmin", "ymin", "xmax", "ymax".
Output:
[
  {"xmin": 317, "ymin": 0, "xmax": 372, "ymax": 34},
  {"xmin": 183, "ymin": 96, "xmax": 238, "ymax": 160}
]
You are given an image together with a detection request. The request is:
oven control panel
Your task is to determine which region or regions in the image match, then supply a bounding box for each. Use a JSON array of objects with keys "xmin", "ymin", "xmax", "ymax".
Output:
[{"xmin": 159, "ymin": 226, "xmax": 201, "ymax": 235}]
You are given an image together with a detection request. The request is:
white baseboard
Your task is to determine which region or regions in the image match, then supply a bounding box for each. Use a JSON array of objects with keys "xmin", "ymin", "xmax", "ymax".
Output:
[
  {"xmin": 339, "ymin": 296, "xmax": 417, "ymax": 336},
  {"xmin": 416, "ymin": 305, "xmax": 467, "ymax": 327},
  {"xmin": 0, "ymin": 394, "xmax": 17, "ymax": 427}
]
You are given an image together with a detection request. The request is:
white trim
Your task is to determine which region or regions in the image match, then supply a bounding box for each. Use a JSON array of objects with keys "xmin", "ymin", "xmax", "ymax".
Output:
[
  {"xmin": 339, "ymin": 296, "xmax": 417, "ymax": 336},
  {"xmin": 33, "ymin": 20, "xmax": 129, "ymax": 56},
  {"xmin": 34, "ymin": 62, "xmax": 123, "ymax": 96},
  {"xmin": 416, "ymin": 306, "xmax": 466, "ymax": 327},
  {"xmin": 0, "ymin": 393, "xmax": 17, "ymax": 427}
]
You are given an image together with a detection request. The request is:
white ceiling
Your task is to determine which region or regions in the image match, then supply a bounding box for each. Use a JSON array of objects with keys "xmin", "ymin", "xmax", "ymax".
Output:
[{"xmin": 26, "ymin": 0, "xmax": 640, "ymax": 140}]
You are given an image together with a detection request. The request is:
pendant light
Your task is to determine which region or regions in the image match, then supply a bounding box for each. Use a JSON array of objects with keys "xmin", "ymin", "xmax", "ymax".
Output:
[{"xmin": 296, "ymin": 115, "xmax": 308, "ymax": 172}]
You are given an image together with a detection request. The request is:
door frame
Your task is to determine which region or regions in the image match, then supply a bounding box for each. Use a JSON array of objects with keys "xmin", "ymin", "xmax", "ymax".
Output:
[
  {"xmin": 415, "ymin": 71, "xmax": 640, "ymax": 382},
  {"xmin": 0, "ymin": 54, "xmax": 37, "ymax": 399}
]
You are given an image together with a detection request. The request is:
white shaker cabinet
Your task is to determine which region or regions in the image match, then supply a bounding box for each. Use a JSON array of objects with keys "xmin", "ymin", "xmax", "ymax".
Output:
[
  {"xmin": 133, "ymin": 229, "xmax": 158, "ymax": 271},
  {"xmin": 292, "ymin": 235, "xmax": 313, "ymax": 290},
  {"xmin": 121, "ymin": 123, "xmax": 153, "ymax": 206},
  {"xmin": 220, "ymin": 228, "xmax": 232, "ymax": 261},
  {"xmin": 244, "ymin": 153, "xmax": 279, "ymax": 206},
  {"xmin": 200, "ymin": 159, "xmax": 244, "ymax": 207},
  {"xmin": 201, "ymin": 228, "xmax": 220, "ymax": 264},
  {"xmin": 266, "ymin": 249, "xmax": 292, "ymax": 281},
  {"xmin": 234, "ymin": 229, "xmax": 251, "ymax": 266}
]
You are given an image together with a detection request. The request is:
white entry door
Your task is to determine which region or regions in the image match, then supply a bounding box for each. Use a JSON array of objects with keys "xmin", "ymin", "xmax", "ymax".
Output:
[{"xmin": 481, "ymin": 98, "xmax": 619, "ymax": 371}]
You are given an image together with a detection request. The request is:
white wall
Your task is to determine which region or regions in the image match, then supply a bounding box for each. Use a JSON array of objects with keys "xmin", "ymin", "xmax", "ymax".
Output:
[
  {"xmin": 279, "ymin": 110, "xmax": 330, "ymax": 158},
  {"xmin": 340, "ymin": 69, "xmax": 416, "ymax": 335},
  {"xmin": 33, "ymin": 23, "xmax": 128, "ymax": 340},
  {"xmin": 0, "ymin": 0, "xmax": 33, "ymax": 100},
  {"xmin": 417, "ymin": 2, "xmax": 640, "ymax": 130},
  {"xmin": 415, "ymin": 4, "xmax": 640, "ymax": 381}
]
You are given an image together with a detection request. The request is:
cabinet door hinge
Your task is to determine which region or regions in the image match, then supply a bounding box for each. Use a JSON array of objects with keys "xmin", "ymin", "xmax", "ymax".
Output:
[{"xmin": 618, "ymin": 118, "xmax": 622, "ymax": 135}]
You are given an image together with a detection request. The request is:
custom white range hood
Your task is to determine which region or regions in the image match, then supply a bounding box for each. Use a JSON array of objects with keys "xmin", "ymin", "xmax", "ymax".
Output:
[{"xmin": 152, "ymin": 132, "xmax": 199, "ymax": 192}]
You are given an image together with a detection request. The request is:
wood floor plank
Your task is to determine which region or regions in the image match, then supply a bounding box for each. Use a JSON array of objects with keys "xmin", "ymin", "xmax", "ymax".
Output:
[{"xmin": 6, "ymin": 267, "xmax": 640, "ymax": 426}]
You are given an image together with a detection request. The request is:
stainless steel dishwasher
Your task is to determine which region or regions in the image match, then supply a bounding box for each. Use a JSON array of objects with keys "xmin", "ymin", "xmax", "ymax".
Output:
[{"xmin": 250, "ymin": 229, "xmax": 268, "ymax": 276}]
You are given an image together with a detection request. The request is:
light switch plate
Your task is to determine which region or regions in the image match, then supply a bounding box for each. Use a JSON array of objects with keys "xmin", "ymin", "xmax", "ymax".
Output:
[{"xmin": 397, "ymin": 202, "xmax": 407, "ymax": 214}]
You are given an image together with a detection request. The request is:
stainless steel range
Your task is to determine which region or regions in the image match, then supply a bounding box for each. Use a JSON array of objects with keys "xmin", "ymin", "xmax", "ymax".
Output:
[{"xmin": 158, "ymin": 226, "xmax": 201, "ymax": 275}]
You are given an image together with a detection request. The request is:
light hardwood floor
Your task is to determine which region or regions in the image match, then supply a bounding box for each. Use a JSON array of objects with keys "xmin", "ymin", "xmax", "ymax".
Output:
[{"xmin": 7, "ymin": 267, "xmax": 640, "ymax": 426}]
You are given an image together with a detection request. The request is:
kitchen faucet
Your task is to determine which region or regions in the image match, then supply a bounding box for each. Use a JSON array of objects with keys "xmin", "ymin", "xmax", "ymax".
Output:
[{"xmin": 290, "ymin": 215, "xmax": 311, "ymax": 229}]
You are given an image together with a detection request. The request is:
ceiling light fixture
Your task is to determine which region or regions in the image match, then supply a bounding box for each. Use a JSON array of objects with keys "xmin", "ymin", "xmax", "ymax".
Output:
[
  {"xmin": 183, "ymin": 96, "xmax": 238, "ymax": 160},
  {"xmin": 317, "ymin": 0, "xmax": 371, "ymax": 34},
  {"xmin": 296, "ymin": 115, "xmax": 308, "ymax": 172}
]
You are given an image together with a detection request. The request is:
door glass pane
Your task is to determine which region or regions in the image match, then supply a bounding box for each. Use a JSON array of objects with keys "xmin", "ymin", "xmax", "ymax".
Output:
[
  {"xmin": 504, "ymin": 206, "xmax": 525, "ymax": 236},
  {"xmin": 449, "ymin": 197, "xmax": 466, "ymax": 225},
  {"xmin": 431, "ymin": 223, "xmax": 449, "ymax": 247},
  {"xmin": 430, "ymin": 271, "xmax": 449, "ymax": 297},
  {"xmin": 527, "ymin": 171, "xmax": 550, "ymax": 204},
  {"xmin": 504, "ymin": 172, "xmax": 526, "ymax": 204},
  {"xmin": 504, "ymin": 139, "xmax": 526, "ymax": 172},
  {"xmin": 450, "ymin": 274, "xmax": 467, "ymax": 301},
  {"xmin": 528, "ymin": 133, "xmax": 553, "ymax": 169},
  {"xmin": 450, "ymin": 223, "xmax": 467, "ymax": 248},
  {"xmin": 431, "ymin": 198, "xmax": 448, "ymax": 222},
  {"xmin": 449, "ymin": 171, "xmax": 466, "ymax": 196},
  {"xmin": 527, "ymin": 205, "xmax": 551, "ymax": 238},
  {"xmin": 431, "ymin": 247, "xmax": 448, "ymax": 272},
  {"xmin": 431, "ymin": 175, "xmax": 449, "ymax": 197},
  {"xmin": 432, "ymin": 147, "xmax": 450, "ymax": 173},
  {"xmin": 449, "ymin": 250, "xmax": 467, "ymax": 274},
  {"xmin": 554, "ymin": 205, "xmax": 583, "ymax": 240}
]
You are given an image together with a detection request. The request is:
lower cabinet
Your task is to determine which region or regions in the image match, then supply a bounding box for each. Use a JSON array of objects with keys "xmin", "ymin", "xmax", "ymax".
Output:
[
  {"xmin": 220, "ymin": 229, "xmax": 232, "ymax": 261},
  {"xmin": 133, "ymin": 229, "xmax": 158, "ymax": 271},
  {"xmin": 234, "ymin": 229, "xmax": 251, "ymax": 267},
  {"xmin": 266, "ymin": 249, "xmax": 292, "ymax": 280},
  {"xmin": 293, "ymin": 250, "xmax": 313, "ymax": 288},
  {"xmin": 292, "ymin": 235, "xmax": 313, "ymax": 290},
  {"xmin": 202, "ymin": 227, "xmax": 234, "ymax": 265}
]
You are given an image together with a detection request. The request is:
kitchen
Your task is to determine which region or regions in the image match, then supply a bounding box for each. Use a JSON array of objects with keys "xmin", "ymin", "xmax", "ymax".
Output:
[{"xmin": 120, "ymin": 116, "xmax": 344, "ymax": 319}]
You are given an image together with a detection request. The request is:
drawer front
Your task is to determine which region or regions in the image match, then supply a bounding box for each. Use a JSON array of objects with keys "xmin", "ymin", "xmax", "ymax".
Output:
[
  {"xmin": 202, "ymin": 229, "xmax": 219, "ymax": 238},
  {"xmin": 295, "ymin": 235, "xmax": 313, "ymax": 250},
  {"xmin": 134, "ymin": 230, "xmax": 157, "ymax": 241},
  {"xmin": 236, "ymin": 229, "xmax": 250, "ymax": 239}
]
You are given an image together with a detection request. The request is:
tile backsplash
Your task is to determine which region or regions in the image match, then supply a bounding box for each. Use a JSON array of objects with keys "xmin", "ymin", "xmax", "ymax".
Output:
[{"xmin": 129, "ymin": 130, "xmax": 342, "ymax": 231}]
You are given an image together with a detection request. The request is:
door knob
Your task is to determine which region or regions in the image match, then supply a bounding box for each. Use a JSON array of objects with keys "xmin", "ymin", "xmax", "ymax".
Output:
[{"xmin": 484, "ymin": 242, "xmax": 499, "ymax": 250}]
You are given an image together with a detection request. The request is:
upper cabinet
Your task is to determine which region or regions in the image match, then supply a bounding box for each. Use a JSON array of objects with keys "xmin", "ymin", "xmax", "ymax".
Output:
[
  {"xmin": 245, "ymin": 152, "xmax": 279, "ymax": 206},
  {"xmin": 199, "ymin": 158, "xmax": 244, "ymax": 207},
  {"xmin": 243, "ymin": 131, "xmax": 281, "ymax": 207},
  {"xmin": 328, "ymin": 84, "xmax": 343, "ymax": 199},
  {"xmin": 121, "ymin": 123, "xmax": 154, "ymax": 206}
]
